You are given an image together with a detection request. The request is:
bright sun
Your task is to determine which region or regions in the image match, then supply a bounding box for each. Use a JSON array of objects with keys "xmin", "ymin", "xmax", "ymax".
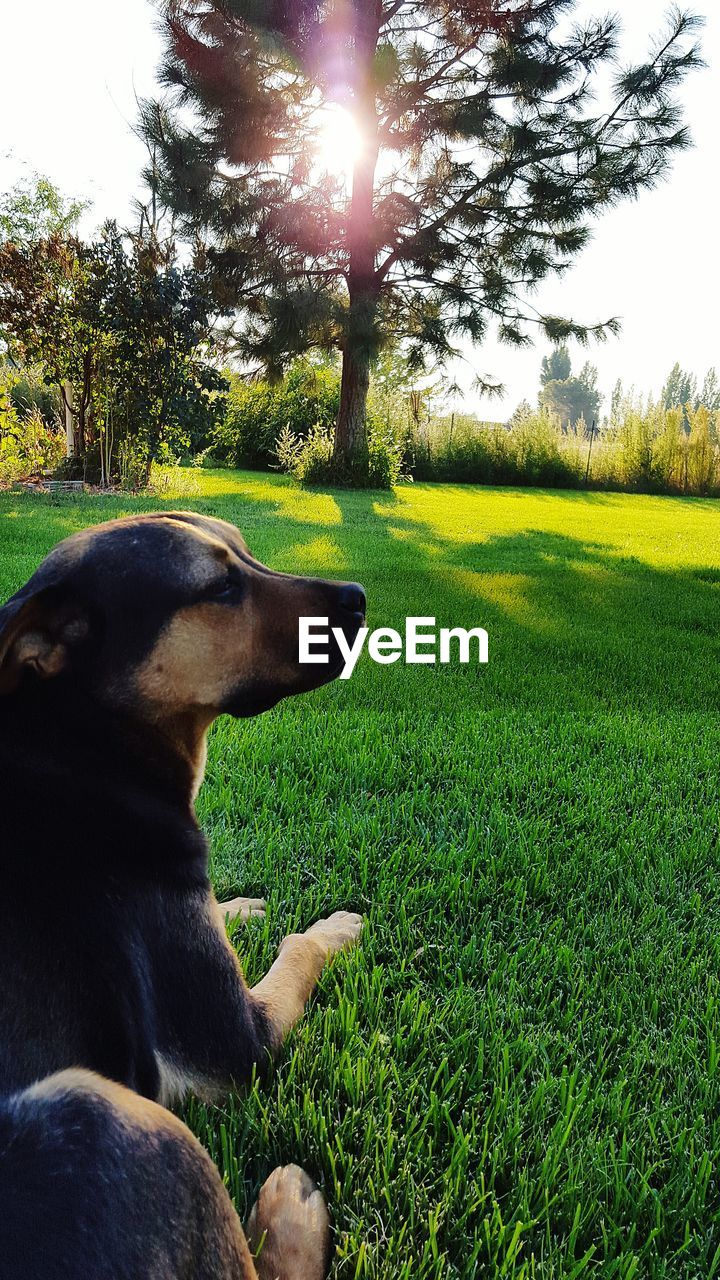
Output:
[{"xmin": 314, "ymin": 104, "xmax": 364, "ymax": 182}]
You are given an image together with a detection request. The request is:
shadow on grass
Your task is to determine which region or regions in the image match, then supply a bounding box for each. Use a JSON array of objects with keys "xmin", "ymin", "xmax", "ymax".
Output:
[{"xmin": 1, "ymin": 480, "xmax": 719, "ymax": 717}]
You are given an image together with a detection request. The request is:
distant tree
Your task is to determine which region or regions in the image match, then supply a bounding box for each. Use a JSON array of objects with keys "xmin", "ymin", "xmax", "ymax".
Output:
[
  {"xmin": 610, "ymin": 378, "xmax": 624, "ymax": 424},
  {"xmin": 540, "ymin": 346, "xmax": 572, "ymax": 386},
  {"xmin": 145, "ymin": 2, "xmax": 702, "ymax": 475},
  {"xmin": 699, "ymin": 367, "xmax": 720, "ymax": 412},
  {"xmin": 685, "ymin": 403, "xmax": 716, "ymax": 492},
  {"xmin": 0, "ymin": 175, "xmax": 86, "ymax": 248},
  {"xmin": 661, "ymin": 362, "xmax": 697, "ymax": 412},
  {"xmin": 539, "ymin": 350, "xmax": 600, "ymax": 430},
  {"xmin": 508, "ymin": 399, "xmax": 533, "ymax": 427},
  {"xmin": 541, "ymin": 377, "xmax": 599, "ymax": 431}
]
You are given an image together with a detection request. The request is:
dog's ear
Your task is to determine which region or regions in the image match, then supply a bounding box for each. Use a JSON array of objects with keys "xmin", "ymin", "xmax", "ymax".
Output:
[{"xmin": 0, "ymin": 586, "xmax": 91, "ymax": 695}]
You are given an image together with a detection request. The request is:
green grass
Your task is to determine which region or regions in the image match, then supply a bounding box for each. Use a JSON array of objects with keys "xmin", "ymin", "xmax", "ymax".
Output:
[{"xmin": 2, "ymin": 470, "xmax": 720, "ymax": 1278}]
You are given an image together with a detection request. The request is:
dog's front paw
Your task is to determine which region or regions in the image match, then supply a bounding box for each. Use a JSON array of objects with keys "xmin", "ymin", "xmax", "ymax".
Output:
[
  {"xmin": 246, "ymin": 1164, "xmax": 330, "ymax": 1280},
  {"xmin": 219, "ymin": 896, "xmax": 266, "ymax": 923},
  {"xmin": 304, "ymin": 910, "xmax": 364, "ymax": 958}
]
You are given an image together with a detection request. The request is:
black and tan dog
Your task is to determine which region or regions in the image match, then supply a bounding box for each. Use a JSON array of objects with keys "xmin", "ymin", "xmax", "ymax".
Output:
[{"xmin": 0, "ymin": 511, "xmax": 367, "ymax": 1280}]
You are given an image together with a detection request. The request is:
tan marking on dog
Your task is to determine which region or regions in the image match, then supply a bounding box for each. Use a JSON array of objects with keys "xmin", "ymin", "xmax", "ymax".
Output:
[
  {"xmin": 153, "ymin": 1052, "xmax": 227, "ymax": 1108},
  {"xmin": 190, "ymin": 732, "xmax": 209, "ymax": 800},
  {"xmin": 252, "ymin": 912, "xmax": 363, "ymax": 1047},
  {"xmin": 218, "ymin": 896, "xmax": 266, "ymax": 923},
  {"xmin": 247, "ymin": 1165, "xmax": 330, "ymax": 1280},
  {"xmin": 23, "ymin": 1067, "xmax": 190, "ymax": 1135},
  {"xmin": 134, "ymin": 601, "xmax": 258, "ymax": 713},
  {"xmin": 24, "ymin": 1067, "xmax": 262, "ymax": 1279}
]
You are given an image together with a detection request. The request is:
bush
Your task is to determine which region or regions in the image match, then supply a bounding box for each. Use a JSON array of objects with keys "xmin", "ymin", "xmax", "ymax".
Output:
[
  {"xmin": 413, "ymin": 407, "xmax": 582, "ymax": 488},
  {"xmin": 275, "ymin": 421, "xmax": 404, "ymax": 489},
  {"xmin": 410, "ymin": 402, "xmax": 720, "ymax": 495},
  {"xmin": 148, "ymin": 462, "xmax": 204, "ymax": 498},
  {"xmin": 8, "ymin": 368, "xmax": 60, "ymax": 425},
  {"xmin": 213, "ymin": 358, "xmax": 341, "ymax": 467},
  {"xmin": 0, "ymin": 403, "xmax": 65, "ymax": 484}
]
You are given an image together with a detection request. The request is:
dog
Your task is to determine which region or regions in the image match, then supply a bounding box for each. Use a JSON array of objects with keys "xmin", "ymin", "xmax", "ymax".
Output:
[{"xmin": 0, "ymin": 510, "xmax": 367, "ymax": 1280}]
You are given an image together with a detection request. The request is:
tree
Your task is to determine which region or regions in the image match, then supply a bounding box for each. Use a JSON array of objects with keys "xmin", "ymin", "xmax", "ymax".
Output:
[
  {"xmin": 540, "ymin": 375, "xmax": 599, "ymax": 431},
  {"xmin": 699, "ymin": 367, "xmax": 720, "ymax": 413},
  {"xmin": 538, "ymin": 348, "xmax": 600, "ymax": 429},
  {"xmin": 145, "ymin": 2, "xmax": 702, "ymax": 473},
  {"xmin": 661, "ymin": 361, "xmax": 697, "ymax": 412},
  {"xmin": 685, "ymin": 403, "xmax": 716, "ymax": 493},
  {"xmin": 610, "ymin": 378, "xmax": 624, "ymax": 425},
  {"xmin": 540, "ymin": 346, "xmax": 571, "ymax": 386},
  {"xmin": 0, "ymin": 234, "xmax": 90, "ymax": 451},
  {"xmin": 0, "ymin": 175, "xmax": 86, "ymax": 248},
  {"xmin": 0, "ymin": 224, "xmax": 225, "ymax": 484}
]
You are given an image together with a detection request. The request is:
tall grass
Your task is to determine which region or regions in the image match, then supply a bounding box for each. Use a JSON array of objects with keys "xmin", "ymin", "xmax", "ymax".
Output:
[{"xmin": 412, "ymin": 403, "xmax": 720, "ymax": 496}]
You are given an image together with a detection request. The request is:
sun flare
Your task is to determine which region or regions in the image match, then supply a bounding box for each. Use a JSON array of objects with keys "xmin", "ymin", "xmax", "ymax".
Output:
[{"xmin": 314, "ymin": 105, "xmax": 364, "ymax": 181}]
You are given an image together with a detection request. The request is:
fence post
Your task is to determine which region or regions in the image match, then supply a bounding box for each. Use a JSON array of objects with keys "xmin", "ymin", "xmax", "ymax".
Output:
[{"xmin": 584, "ymin": 419, "xmax": 596, "ymax": 486}]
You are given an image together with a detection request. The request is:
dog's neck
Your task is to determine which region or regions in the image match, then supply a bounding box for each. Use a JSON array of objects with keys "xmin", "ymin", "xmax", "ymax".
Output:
[{"xmin": 150, "ymin": 710, "xmax": 210, "ymax": 803}]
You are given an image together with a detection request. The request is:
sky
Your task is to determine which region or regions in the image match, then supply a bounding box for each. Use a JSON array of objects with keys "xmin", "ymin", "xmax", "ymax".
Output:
[{"xmin": 1, "ymin": 1, "xmax": 718, "ymax": 418}]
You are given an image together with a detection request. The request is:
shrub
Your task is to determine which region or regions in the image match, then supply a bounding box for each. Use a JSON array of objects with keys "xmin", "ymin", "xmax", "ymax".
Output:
[
  {"xmin": 407, "ymin": 400, "xmax": 720, "ymax": 495},
  {"xmin": 274, "ymin": 421, "xmax": 403, "ymax": 489},
  {"xmin": 413, "ymin": 408, "xmax": 582, "ymax": 488},
  {"xmin": 148, "ymin": 462, "xmax": 204, "ymax": 498},
  {"xmin": 0, "ymin": 403, "xmax": 65, "ymax": 484},
  {"xmin": 7, "ymin": 368, "xmax": 60, "ymax": 425},
  {"xmin": 213, "ymin": 358, "xmax": 341, "ymax": 467}
]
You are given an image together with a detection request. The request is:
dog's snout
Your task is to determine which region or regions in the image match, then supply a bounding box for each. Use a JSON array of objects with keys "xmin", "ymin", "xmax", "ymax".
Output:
[{"xmin": 335, "ymin": 582, "xmax": 366, "ymax": 616}]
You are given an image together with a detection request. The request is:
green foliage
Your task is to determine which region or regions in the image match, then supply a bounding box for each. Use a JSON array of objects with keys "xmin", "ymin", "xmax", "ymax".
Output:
[
  {"xmin": 0, "ymin": 382, "xmax": 64, "ymax": 483},
  {"xmin": 660, "ymin": 363, "xmax": 720, "ymax": 429},
  {"xmin": 147, "ymin": 1, "xmax": 702, "ymax": 463},
  {"xmin": 0, "ymin": 174, "xmax": 86, "ymax": 248},
  {"xmin": 213, "ymin": 358, "xmax": 341, "ymax": 468},
  {"xmin": 538, "ymin": 349, "xmax": 601, "ymax": 429},
  {"xmin": 686, "ymin": 404, "xmax": 716, "ymax": 494},
  {"xmin": 7, "ymin": 366, "xmax": 60, "ymax": 425},
  {"xmin": 414, "ymin": 408, "xmax": 582, "ymax": 488},
  {"xmin": 540, "ymin": 346, "xmax": 572, "ymax": 386},
  {"xmin": 699, "ymin": 367, "xmax": 720, "ymax": 413},
  {"xmin": 274, "ymin": 420, "xmax": 403, "ymax": 489},
  {"xmin": 4, "ymin": 474, "xmax": 720, "ymax": 1277},
  {"xmin": 0, "ymin": 223, "xmax": 225, "ymax": 487},
  {"xmin": 412, "ymin": 402, "xmax": 720, "ymax": 495},
  {"xmin": 0, "ymin": 355, "xmax": 61, "ymax": 426},
  {"xmin": 82, "ymin": 224, "xmax": 227, "ymax": 483},
  {"xmin": 661, "ymin": 361, "xmax": 697, "ymax": 412}
]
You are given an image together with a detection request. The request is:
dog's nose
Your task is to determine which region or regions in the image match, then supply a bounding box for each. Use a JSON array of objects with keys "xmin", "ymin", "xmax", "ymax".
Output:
[{"xmin": 336, "ymin": 582, "xmax": 366, "ymax": 615}]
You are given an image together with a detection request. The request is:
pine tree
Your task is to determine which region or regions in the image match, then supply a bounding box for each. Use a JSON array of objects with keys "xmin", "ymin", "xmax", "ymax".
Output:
[{"xmin": 146, "ymin": 2, "xmax": 702, "ymax": 471}]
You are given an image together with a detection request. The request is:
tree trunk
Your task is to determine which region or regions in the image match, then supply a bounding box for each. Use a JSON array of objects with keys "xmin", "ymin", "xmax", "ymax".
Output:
[
  {"xmin": 336, "ymin": 342, "xmax": 371, "ymax": 459},
  {"xmin": 333, "ymin": 3, "xmax": 381, "ymax": 466},
  {"xmin": 62, "ymin": 382, "xmax": 76, "ymax": 457}
]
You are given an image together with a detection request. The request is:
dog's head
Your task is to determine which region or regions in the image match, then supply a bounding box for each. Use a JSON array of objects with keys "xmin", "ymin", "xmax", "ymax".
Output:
[{"xmin": 0, "ymin": 512, "xmax": 366, "ymax": 724}]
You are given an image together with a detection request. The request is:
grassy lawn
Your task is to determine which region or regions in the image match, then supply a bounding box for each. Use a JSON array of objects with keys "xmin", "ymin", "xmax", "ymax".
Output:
[{"xmin": 2, "ymin": 470, "xmax": 720, "ymax": 1278}]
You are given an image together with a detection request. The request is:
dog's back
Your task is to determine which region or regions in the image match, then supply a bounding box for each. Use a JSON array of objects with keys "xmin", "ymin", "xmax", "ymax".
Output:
[{"xmin": 0, "ymin": 676, "xmax": 216, "ymax": 1102}]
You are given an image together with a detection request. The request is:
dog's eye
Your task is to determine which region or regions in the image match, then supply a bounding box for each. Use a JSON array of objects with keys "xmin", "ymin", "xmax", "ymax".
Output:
[{"xmin": 207, "ymin": 576, "xmax": 242, "ymax": 603}]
